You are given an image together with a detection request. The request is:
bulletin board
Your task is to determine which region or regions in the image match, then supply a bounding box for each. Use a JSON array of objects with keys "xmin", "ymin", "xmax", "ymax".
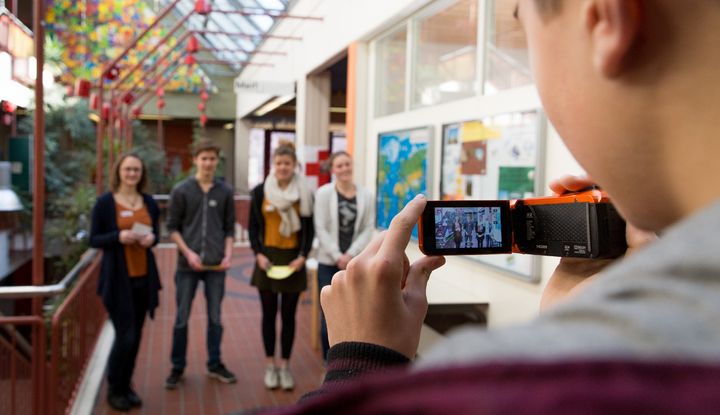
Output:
[
  {"xmin": 376, "ymin": 127, "xmax": 431, "ymax": 239},
  {"xmin": 440, "ymin": 110, "xmax": 546, "ymax": 281}
]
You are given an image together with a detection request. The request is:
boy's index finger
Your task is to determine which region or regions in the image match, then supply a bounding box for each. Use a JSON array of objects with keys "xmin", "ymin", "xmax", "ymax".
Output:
[{"xmin": 379, "ymin": 195, "xmax": 427, "ymax": 259}]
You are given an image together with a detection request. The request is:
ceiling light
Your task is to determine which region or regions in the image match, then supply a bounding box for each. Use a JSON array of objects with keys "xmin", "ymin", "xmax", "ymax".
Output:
[
  {"xmin": 253, "ymin": 94, "xmax": 294, "ymax": 117},
  {"xmin": 223, "ymin": 123, "xmax": 234, "ymax": 130},
  {"xmin": 0, "ymin": 162, "xmax": 22, "ymax": 212}
]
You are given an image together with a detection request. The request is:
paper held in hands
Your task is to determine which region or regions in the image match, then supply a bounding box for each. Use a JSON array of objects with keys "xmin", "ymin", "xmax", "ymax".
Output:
[
  {"xmin": 203, "ymin": 264, "xmax": 225, "ymax": 271},
  {"xmin": 267, "ymin": 266, "xmax": 294, "ymax": 280},
  {"xmin": 131, "ymin": 222, "xmax": 153, "ymax": 236}
]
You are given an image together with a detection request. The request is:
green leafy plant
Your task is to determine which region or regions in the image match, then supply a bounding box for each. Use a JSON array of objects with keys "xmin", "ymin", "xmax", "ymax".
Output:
[{"xmin": 19, "ymin": 100, "xmax": 168, "ymax": 280}]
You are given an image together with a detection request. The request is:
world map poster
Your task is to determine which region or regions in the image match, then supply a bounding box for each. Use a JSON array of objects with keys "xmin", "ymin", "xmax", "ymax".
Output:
[{"xmin": 376, "ymin": 127, "xmax": 430, "ymax": 238}]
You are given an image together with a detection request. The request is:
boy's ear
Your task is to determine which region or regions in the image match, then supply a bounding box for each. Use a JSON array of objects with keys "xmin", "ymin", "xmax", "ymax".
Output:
[{"xmin": 584, "ymin": 0, "xmax": 643, "ymax": 77}]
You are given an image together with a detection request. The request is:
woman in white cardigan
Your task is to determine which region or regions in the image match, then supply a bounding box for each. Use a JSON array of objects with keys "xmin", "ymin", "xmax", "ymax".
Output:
[{"xmin": 314, "ymin": 151, "xmax": 375, "ymax": 359}]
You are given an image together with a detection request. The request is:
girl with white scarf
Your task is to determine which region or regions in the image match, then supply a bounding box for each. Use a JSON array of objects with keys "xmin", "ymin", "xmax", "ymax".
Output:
[{"xmin": 249, "ymin": 141, "xmax": 314, "ymax": 391}]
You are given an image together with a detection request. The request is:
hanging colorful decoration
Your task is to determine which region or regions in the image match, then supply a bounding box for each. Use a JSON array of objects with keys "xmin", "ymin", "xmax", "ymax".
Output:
[
  {"xmin": 195, "ymin": 0, "xmax": 211, "ymax": 14},
  {"xmin": 74, "ymin": 78, "xmax": 92, "ymax": 97},
  {"xmin": 45, "ymin": 0, "xmax": 209, "ymax": 93},
  {"xmin": 199, "ymin": 85, "xmax": 209, "ymax": 127},
  {"xmin": 186, "ymin": 36, "xmax": 199, "ymax": 53}
]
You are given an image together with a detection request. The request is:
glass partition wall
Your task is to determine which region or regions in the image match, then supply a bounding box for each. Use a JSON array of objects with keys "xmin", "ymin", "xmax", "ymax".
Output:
[
  {"xmin": 373, "ymin": 0, "xmax": 533, "ymax": 117},
  {"xmin": 411, "ymin": 0, "xmax": 479, "ymax": 108}
]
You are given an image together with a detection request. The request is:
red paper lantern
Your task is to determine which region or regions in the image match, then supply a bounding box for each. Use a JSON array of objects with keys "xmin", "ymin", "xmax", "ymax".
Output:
[
  {"xmin": 156, "ymin": 98, "xmax": 165, "ymax": 110},
  {"xmin": 89, "ymin": 92, "xmax": 100, "ymax": 110},
  {"xmin": 185, "ymin": 54, "xmax": 196, "ymax": 65},
  {"xmin": 200, "ymin": 114, "xmax": 208, "ymax": 126},
  {"xmin": 186, "ymin": 36, "xmax": 199, "ymax": 53},
  {"xmin": 2, "ymin": 101, "xmax": 16, "ymax": 113},
  {"xmin": 102, "ymin": 103, "xmax": 111, "ymax": 120},
  {"xmin": 104, "ymin": 65, "xmax": 120, "ymax": 81},
  {"xmin": 200, "ymin": 90, "xmax": 209, "ymax": 102},
  {"xmin": 74, "ymin": 78, "xmax": 92, "ymax": 98},
  {"xmin": 131, "ymin": 107, "xmax": 142, "ymax": 118},
  {"xmin": 197, "ymin": 102, "xmax": 206, "ymax": 112},
  {"xmin": 156, "ymin": 88, "xmax": 164, "ymax": 98},
  {"xmin": 195, "ymin": 0, "xmax": 211, "ymax": 14}
]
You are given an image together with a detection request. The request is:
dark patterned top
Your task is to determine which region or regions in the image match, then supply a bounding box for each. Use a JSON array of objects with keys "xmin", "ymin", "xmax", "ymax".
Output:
[{"xmin": 337, "ymin": 192, "xmax": 357, "ymax": 253}]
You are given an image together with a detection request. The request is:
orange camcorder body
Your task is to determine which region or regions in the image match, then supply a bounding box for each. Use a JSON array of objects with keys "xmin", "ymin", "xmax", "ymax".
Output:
[
  {"xmin": 509, "ymin": 189, "xmax": 626, "ymax": 258},
  {"xmin": 418, "ymin": 189, "xmax": 627, "ymax": 258}
]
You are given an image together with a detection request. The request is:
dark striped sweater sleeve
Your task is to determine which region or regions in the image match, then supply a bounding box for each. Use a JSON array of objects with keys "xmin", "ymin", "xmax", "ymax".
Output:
[{"xmin": 300, "ymin": 342, "xmax": 410, "ymax": 401}]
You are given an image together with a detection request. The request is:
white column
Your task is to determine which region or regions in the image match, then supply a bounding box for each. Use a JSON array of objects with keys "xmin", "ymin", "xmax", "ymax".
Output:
[{"xmin": 234, "ymin": 119, "xmax": 252, "ymax": 194}]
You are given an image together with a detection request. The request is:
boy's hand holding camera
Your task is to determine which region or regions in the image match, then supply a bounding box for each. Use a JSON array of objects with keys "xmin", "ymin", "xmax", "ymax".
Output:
[
  {"xmin": 541, "ymin": 175, "xmax": 657, "ymax": 310},
  {"xmin": 321, "ymin": 194, "xmax": 445, "ymax": 359},
  {"xmin": 322, "ymin": 176, "xmax": 657, "ymax": 359}
]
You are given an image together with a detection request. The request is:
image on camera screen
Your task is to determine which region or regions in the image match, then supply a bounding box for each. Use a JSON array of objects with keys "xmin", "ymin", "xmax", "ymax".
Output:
[{"xmin": 434, "ymin": 207, "xmax": 503, "ymax": 250}]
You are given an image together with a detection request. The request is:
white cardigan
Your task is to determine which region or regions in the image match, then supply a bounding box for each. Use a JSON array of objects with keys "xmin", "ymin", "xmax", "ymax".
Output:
[{"xmin": 314, "ymin": 183, "xmax": 375, "ymax": 265}]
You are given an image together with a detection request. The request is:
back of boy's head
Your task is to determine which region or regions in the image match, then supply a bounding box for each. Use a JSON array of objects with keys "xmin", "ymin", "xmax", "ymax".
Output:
[
  {"xmin": 192, "ymin": 139, "xmax": 221, "ymax": 157},
  {"xmin": 527, "ymin": 0, "xmax": 720, "ymax": 232}
]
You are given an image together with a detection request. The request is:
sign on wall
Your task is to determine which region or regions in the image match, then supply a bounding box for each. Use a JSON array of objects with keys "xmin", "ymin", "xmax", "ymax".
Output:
[{"xmin": 234, "ymin": 80, "xmax": 296, "ymax": 96}]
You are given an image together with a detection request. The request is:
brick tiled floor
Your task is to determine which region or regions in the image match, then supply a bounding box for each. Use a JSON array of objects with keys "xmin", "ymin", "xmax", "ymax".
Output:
[{"xmin": 93, "ymin": 246, "xmax": 325, "ymax": 414}]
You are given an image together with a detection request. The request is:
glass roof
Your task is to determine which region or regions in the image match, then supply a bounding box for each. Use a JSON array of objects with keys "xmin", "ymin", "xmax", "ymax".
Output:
[{"xmin": 162, "ymin": 0, "xmax": 290, "ymax": 76}]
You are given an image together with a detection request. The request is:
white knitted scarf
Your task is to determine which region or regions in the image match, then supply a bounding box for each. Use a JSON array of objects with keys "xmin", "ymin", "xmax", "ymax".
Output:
[{"xmin": 264, "ymin": 173, "xmax": 313, "ymax": 237}]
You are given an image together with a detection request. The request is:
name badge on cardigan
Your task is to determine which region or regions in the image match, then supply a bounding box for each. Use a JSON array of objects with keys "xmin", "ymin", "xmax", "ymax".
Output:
[
  {"xmin": 120, "ymin": 210, "xmax": 134, "ymax": 218},
  {"xmin": 209, "ymin": 199, "xmax": 218, "ymax": 207}
]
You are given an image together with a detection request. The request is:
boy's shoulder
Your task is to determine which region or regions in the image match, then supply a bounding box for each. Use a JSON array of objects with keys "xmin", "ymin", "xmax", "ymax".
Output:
[
  {"xmin": 171, "ymin": 177, "xmax": 194, "ymax": 194},
  {"xmin": 213, "ymin": 179, "xmax": 234, "ymax": 197}
]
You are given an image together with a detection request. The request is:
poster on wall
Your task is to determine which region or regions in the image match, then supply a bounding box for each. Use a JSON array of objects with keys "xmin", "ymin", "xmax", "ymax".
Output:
[
  {"xmin": 441, "ymin": 110, "xmax": 545, "ymax": 281},
  {"xmin": 376, "ymin": 127, "xmax": 431, "ymax": 239}
]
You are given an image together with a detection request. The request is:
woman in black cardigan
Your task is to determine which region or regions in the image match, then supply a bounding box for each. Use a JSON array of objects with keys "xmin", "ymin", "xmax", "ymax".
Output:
[
  {"xmin": 89, "ymin": 153, "xmax": 161, "ymax": 411},
  {"xmin": 249, "ymin": 141, "xmax": 313, "ymax": 391}
]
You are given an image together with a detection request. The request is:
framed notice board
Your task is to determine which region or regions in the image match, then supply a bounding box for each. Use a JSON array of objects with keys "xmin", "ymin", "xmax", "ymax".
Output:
[{"xmin": 440, "ymin": 110, "xmax": 546, "ymax": 282}]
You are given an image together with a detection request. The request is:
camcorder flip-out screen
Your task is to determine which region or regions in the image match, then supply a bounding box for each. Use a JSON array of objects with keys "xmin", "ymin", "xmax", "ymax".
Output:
[
  {"xmin": 418, "ymin": 190, "xmax": 627, "ymax": 259},
  {"xmin": 419, "ymin": 200, "xmax": 513, "ymax": 256}
]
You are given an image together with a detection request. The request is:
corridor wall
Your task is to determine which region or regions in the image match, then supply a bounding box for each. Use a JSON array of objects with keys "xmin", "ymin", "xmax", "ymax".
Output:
[{"xmin": 235, "ymin": 0, "xmax": 585, "ymax": 327}]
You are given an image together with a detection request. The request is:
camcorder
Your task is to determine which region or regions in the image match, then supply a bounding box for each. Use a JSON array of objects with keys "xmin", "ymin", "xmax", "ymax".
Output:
[{"xmin": 418, "ymin": 189, "xmax": 627, "ymax": 259}]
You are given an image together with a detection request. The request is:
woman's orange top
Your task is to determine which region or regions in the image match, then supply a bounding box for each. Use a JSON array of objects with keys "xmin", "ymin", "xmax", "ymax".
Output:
[
  {"xmin": 115, "ymin": 202, "xmax": 152, "ymax": 277},
  {"xmin": 262, "ymin": 198, "xmax": 300, "ymax": 249}
]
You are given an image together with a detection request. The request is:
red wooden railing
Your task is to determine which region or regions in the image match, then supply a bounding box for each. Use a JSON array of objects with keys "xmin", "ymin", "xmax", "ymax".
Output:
[
  {"xmin": 48, "ymin": 255, "xmax": 104, "ymax": 415},
  {"xmin": 0, "ymin": 317, "xmax": 40, "ymax": 415},
  {"xmin": 0, "ymin": 250, "xmax": 103, "ymax": 415}
]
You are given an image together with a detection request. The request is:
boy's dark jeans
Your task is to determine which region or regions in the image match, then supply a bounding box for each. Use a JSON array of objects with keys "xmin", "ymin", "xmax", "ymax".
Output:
[{"xmin": 170, "ymin": 270, "xmax": 226, "ymax": 370}]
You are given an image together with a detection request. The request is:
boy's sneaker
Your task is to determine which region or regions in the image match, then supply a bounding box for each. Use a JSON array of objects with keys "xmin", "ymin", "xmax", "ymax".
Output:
[
  {"xmin": 165, "ymin": 368, "xmax": 183, "ymax": 389},
  {"xmin": 207, "ymin": 363, "xmax": 237, "ymax": 383},
  {"xmin": 279, "ymin": 367, "xmax": 295, "ymax": 391},
  {"xmin": 107, "ymin": 391, "xmax": 132, "ymax": 411},
  {"xmin": 264, "ymin": 365, "xmax": 279, "ymax": 389}
]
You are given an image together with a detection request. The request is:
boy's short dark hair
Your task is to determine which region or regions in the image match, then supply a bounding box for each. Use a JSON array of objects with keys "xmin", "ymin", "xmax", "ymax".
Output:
[{"xmin": 192, "ymin": 139, "xmax": 221, "ymax": 157}]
